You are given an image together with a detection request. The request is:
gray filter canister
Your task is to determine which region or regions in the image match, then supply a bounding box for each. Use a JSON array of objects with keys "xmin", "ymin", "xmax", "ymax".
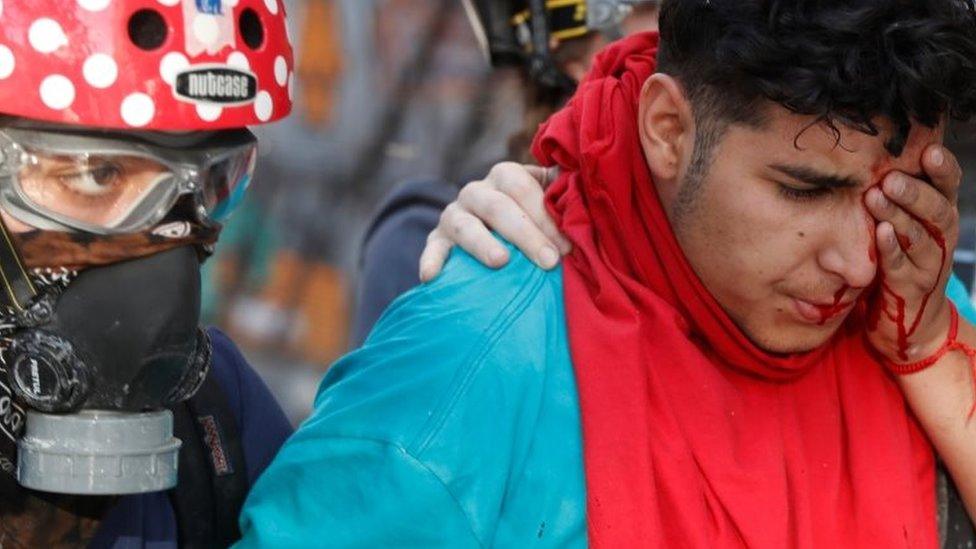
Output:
[{"xmin": 16, "ymin": 409, "xmax": 181, "ymax": 495}]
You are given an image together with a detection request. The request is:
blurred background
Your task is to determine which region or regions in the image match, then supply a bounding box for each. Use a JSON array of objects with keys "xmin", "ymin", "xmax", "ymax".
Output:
[
  {"xmin": 203, "ymin": 0, "xmax": 976, "ymax": 425},
  {"xmin": 203, "ymin": 0, "xmax": 526, "ymax": 423}
]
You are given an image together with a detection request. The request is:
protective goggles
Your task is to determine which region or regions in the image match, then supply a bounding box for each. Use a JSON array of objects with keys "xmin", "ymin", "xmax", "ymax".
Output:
[{"xmin": 0, "ymin": 127, "xmax": 257, "ymax": 234}]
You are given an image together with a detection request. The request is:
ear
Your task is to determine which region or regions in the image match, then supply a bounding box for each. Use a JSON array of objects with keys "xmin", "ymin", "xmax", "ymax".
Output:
[{"xmin": 638, "ymin": 74, "xmax": 695, "ymax": 186}]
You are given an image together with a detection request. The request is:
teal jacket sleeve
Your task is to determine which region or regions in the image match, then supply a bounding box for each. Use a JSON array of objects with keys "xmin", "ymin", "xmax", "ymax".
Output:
[
  {"xmin": 235, "ymin": 243, "xmax": 568, "ymax": 548},
  {"xmin": 947, "ymin": 272, "xmax": 976, "ymax": 325},
  {"xmin": 235, "ymin": 436, "xmax": 480, "ymax": 547}
]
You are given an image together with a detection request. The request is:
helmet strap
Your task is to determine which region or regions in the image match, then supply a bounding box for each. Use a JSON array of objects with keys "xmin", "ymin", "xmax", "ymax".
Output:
[{"xmin": 0, "ymin": 216, "xmax": 36, "ymax": 312}]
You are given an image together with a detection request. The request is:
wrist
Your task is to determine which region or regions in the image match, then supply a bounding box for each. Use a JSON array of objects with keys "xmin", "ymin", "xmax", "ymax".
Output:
[{"xmin": 882, "ymin": 301, "xmax": 957, "ymax": 375}]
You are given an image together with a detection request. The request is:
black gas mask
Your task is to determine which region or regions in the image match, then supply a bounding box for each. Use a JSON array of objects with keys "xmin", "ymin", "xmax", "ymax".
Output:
[
  {"xmin": 5, "ymin": 246, "xmax": 210, "ymax": 415},
  {"xmin": 0, "ymin": 238, "xmax": 210, "ymax": 495}
]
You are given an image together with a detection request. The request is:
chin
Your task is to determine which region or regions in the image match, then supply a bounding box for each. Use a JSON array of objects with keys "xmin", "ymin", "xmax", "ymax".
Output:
[{"xmin": 744, "ymin": 323, "xmax": 840, "ymax": 355}]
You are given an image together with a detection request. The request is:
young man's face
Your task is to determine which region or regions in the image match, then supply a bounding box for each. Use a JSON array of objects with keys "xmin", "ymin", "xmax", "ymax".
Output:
[{"xmin": 670, "ymin": 107, "xmax": 942, "ymax": 353}]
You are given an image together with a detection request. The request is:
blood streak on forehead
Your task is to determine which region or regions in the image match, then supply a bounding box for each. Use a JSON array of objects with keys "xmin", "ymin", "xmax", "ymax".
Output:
[{"xmin": 870, "ymin": 124, "xmax": 942, "ymax": 184}]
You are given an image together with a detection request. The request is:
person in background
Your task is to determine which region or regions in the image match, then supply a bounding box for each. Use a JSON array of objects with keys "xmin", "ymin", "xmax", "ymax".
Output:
[
  {"xmin": 239, "ymin": 1, "xmax": 976, "ymax": 546},
  {"xmin": 350, "ymin": 0, "xmax": 658, "ymax": 345},
  {"xmin": 0, "ymin": 2, "xmax": 295, "ymax": 547}
]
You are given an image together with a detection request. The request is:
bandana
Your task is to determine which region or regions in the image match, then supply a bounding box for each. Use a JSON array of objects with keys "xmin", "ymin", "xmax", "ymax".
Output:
[
  {"xmin": 534, "ymin": 32, "xmax": 937, "ymax": 548},
  {"xmin": 9, "ymin": 220, "xmax": 220, "ymax": 271}
]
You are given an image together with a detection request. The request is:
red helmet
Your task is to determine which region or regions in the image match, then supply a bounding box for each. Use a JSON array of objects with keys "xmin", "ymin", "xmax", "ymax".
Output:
[{"xmin": 0, "ymin": 0, "xmax": 293, "ymax": 131}]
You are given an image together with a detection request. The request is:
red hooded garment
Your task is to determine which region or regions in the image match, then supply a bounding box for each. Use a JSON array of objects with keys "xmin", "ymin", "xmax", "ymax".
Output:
[{"xmin": 534, "ymin": 32, "xmax": 937, "ymax": 548}]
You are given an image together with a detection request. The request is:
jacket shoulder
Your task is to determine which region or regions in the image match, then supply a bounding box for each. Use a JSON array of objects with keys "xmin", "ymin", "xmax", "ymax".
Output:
[
  {"xmin": 320, "ymin": 241, "xmax": 567, "ymax": 446},
  {"xmin": 290, "ymin": 243, "xmax": 573, "ymax": 543},
  {"xmin": 366, "ymin": 238, "xmax": 560, "ymax": 338}
]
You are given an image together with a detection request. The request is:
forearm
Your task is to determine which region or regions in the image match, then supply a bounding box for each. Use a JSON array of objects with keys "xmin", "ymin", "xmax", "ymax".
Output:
[{"xmin": 898, "ymin": 317, "xmax": 976, "ymax": 518}]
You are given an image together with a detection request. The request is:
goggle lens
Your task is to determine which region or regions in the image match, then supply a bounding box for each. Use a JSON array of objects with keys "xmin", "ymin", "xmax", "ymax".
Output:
[
  {"xmin": 3, "ymin": 140, "xmax": 257, "ymax": 233},
  {"xmin": 16, "ymin": 150, "xmax": 174, "ymax": 230},
  {"xmin": 202, "ymin": 146, "xmax": 256, "ymax": 222}
]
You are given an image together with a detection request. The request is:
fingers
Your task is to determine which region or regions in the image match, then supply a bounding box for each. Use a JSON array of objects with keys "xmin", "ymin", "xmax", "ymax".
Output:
[
  {"xmin": 865, "ymin": 186, "xmax": 939, "ymax": 272},
  {"xmin": 524, "ymin": 165, "xmax": 550, "ymax": 186},
  {"xmin": 419, "ymin": 204, "xmax": 511, "ymax": 282},
  {"xmin": 921, "ymin": 144, "xmax": 962, "ymax": 204},
  {"xmin": 419, "ymin": 161, "xmax": 573, "ymax": 281},
  {"xmin": 418, "ymin": 228, "xmax": 453, "ymax": 282},
  {"xmin": 442, "ymin": 202, "xmax": 511, "ymax": 265},
  {"xmin": 524, "ymin": 165, "xmax": 561, "ymax": 189},
  {"xmin": 483, "ymin": 165, "xmax": 572, "ymax": 255},
  {"xmin": 486, "ymin": 162, "xmax": 546, "ymax": 194},
  {"xmin": 457, "ymin": 185, "xmax": 562, "ymax": 270},
  {"xmin": 876, "ymin": 221, "xmax": 912, "ymax": 281},
  {"xmin": 880, "ymin": 170, "xmax": 957, "ymax": 236}
]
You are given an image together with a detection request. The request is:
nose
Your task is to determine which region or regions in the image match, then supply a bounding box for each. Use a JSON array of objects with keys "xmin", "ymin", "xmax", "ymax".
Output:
[{"xmin": 817, "ymin": 205, "xmax": 878, "ymax": 289}]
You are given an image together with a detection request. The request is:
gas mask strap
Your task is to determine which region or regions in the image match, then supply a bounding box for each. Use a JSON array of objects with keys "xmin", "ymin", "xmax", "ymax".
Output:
[
  {"xmin": 0, "ymin": 216, "xmax": 37, "ymax": 312},
  {"xmin": 0, "ymin": 214, "xmax": 32, "ymax": 481}
]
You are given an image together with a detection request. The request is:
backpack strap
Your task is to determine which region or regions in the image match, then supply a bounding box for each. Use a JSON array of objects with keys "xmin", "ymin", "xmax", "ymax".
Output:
[{"xmin": 168, "ymin": 368, "xmax": 249, "ymax": 548}]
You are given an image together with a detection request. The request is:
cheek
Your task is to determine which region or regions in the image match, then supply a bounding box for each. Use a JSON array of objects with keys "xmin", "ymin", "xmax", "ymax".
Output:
[
  {"xmin": 860, "ymin": 188, "xmax": 879, "ymax": 264},
  {"xmin": 683, "ymin": 181, "xmax": 808, "ymax": 293}
]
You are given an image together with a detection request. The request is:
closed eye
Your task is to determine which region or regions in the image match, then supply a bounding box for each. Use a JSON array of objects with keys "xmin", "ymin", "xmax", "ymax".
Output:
[{"xmin": 777, "ymin": 183, "xmax": 832, "ymax": 201}]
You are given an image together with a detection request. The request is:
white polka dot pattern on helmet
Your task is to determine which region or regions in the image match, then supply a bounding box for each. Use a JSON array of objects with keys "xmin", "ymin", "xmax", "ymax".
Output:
[
  {"xmin": 0, "ymin": 0, "xmax": 291, "ymax": 129},
  {"xmin": 159, "ymin": 52, "xmax": 190, "ymax": 86},
  {"xmin": 40, "ymin": 75, "xmax": 75, "ymax": 110},
  {"xmin": 193, "ymin": 15, "xmax": 220, "ymax": 46},
  {"xmin": 254, "ymin": 90, "xmax": 273, "ymax": 121},
  {"xmin": 196, "ymin": 103, "xmax": 222, "ymax": 122},
  {"xmin": 0, "ymin": 46, "xmax": 14, "ymax": 80},
  {"xmin": 29, "ymin": 18, "xmax": 69, "ymax": 54},
  {"xmin": 121, "ymin": 93, "xmax": 155, "ymax": 127},
  {"xmin": 78, "ymin": 0, "xmax": 111, "ymax": 11},
  {"xmin": 83, "ymin": 53, "xmax": 118, "ymax": 89},
  {"xmin": 226, "ymin": 51, "xmax": 250, "ymax": 71},
  {"xmin": 274, "ymin": 56, "xmax": 287, "ymax": 86}
]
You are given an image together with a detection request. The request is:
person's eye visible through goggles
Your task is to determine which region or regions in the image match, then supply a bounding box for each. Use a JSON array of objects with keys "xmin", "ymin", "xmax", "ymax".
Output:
[{"xmin": 0, "ymin": 128, "xmax": 257, "ymax": 234}]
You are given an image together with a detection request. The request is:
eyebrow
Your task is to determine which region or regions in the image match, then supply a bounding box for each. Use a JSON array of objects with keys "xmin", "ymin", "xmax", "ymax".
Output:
[{"xmin": 769, "ymin": 164, "xmax": 863, "ymax": 189}]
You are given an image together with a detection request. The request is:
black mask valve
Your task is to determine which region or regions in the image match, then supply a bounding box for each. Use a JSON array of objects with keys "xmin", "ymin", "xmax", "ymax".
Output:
[{"xmin": 8, "ymin": 330, "xmax": 90, "ymax": 413}]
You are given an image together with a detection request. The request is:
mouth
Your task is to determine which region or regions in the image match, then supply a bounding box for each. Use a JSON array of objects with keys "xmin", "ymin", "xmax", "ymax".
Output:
[{"xmin": 791, "ymin": 295, "xmax": 857, "ymax": 325}]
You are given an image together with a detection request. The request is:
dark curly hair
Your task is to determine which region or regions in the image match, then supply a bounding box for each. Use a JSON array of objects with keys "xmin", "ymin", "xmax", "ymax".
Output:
[{"xmin": 657, "ymin": 0, "xmax": 976, "ymax": 157}]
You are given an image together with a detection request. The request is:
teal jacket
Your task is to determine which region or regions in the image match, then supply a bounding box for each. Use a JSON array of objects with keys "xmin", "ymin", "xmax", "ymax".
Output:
[{"xmin": 236, "ymin": 244, "xmax": 976, "ymax": 548}]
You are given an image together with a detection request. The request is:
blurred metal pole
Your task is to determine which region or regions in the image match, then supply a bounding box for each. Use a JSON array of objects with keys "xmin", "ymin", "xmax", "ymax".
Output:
[
  {"xmin": 342, "ymin": 0, "xmax": 456, "ymax": 201},
  {"xmin": 441, "ymin": 69, "xmax": 498, "ymax": 185},
  {"xmin": 273, "ymin": 0, "xmax": 456, "ymax": 355}
]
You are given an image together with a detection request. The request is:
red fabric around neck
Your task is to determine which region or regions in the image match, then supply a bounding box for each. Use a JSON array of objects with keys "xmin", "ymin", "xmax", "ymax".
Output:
[{"xmin": 535, "ymin": 32, "xmax": 937, "ymax": 548}]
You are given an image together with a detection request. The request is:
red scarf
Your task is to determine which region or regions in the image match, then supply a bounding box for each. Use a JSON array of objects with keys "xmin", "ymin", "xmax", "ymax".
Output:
[{"xmin": 534, "ymin": 32, "xmax": 937, "ymax": 548}]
